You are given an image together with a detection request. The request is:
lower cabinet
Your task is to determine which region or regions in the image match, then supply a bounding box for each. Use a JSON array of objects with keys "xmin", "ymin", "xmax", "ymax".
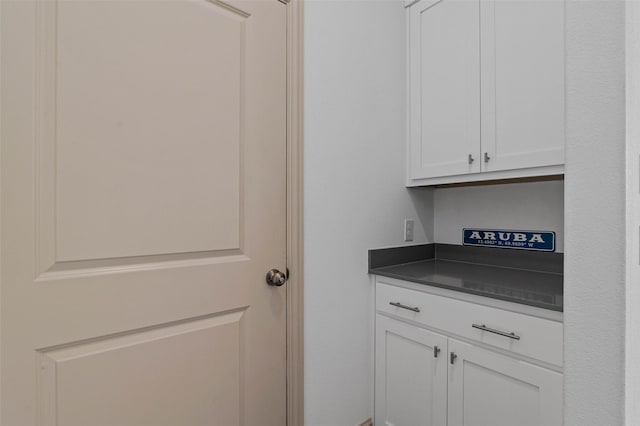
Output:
[
  {"xmin": 447, "ymin": 339, "xmax": 563, "ymax": 426},
  {"xmin": 375, "ymin": 315, "xmax": 447, "ymax": 426},
  {"xmin": 374, "ymin": 281, "xmax": 563, "ymax": 426}
]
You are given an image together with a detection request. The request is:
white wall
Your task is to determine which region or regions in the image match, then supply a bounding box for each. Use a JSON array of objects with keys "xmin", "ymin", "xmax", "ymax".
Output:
[
  {"xmin": 434, "ymin": 180, "xmax": 565, "ymax": 252},
  {"xmin": 304, "ymin": 1, "xmax": 434, "ymax": 425},
  {"xmin": 626, "ymin": 0, "xmax": 640, "ymax": 423},
  {"xmin": 305, "ymin": 1, "xmax": 636, "ymax": 425},
  {"xmin": 564, "ymin": 0, "xmax": 627, "ymax": 424}
]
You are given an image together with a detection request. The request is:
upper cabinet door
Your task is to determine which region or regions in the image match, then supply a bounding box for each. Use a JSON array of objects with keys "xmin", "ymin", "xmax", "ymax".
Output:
[
  {"xmin": 409, "ymin": 0, "xmax": 481, "ymax": 179},
  {"xmin": 480, "ymin": 0, "xmax": 565, "ymax": 172}
]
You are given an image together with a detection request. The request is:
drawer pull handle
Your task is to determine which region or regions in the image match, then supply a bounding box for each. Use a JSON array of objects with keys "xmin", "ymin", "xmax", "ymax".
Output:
[
  {"xmin": 389, "ymin": 301, "xmax": 421, "ymax": 313},
  {"xmin": 472, "ymin": 323, "xmax": 520, "ymax": 340}
]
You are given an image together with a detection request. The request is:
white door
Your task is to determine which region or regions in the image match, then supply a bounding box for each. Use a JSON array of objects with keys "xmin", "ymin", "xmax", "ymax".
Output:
[
  {"xmin": 409, "ymin": 0, "xmax": 481, "ymax": 180},
  {"xmin": 375, "ymin": 315, "xmax": 448, "ymax": 426},
  {"xmin": 480, "ymin": 0, "xmax": 565, "ymax": 172},
  {"xmin": 0, "ymin": 0, "xmax": 287, "ymax": 424},
  {"xmin": 448, "ymin": 339, "xmax": 563, "ymax": 426}
]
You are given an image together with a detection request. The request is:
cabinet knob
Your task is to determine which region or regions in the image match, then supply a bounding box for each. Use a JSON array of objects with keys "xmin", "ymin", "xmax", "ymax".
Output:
[
  {"xmin": 468, "ymin": 154, "xmax": 475, "ymax": 164},
  {"xmin": 484, "ymin": 152, "xmax": 491, "ymax": 163}
]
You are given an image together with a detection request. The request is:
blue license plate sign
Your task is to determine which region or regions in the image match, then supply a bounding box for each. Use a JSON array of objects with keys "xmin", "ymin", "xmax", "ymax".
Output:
[{"xmin": 462, "ymin": 229, "xmax": 556, "ymax": 252}]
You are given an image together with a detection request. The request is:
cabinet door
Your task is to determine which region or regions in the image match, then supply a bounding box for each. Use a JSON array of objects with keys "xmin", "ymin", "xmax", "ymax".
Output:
[
  {"xmin": 480, "ymin": 0, "xmax": 565, "ymax": 173},
  {"xmin": 409, "ymin": 0, "xmax": 481, "ymax": 179},
  {"xmin": 375, "ymin": 315, "xmax": 448, "ymax": 426},
  {"xmin": 448, "ymin": 339, "xmax": 563, "ymax": 426}
]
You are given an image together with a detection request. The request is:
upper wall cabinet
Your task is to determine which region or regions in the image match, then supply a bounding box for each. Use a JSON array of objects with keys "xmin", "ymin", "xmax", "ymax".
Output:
[{"xmin": 407, "ymin": 0, "xmax": 565, "ymax": 186}]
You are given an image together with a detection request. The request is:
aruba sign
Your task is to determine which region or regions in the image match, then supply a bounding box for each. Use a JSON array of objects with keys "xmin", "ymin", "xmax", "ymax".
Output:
[{"xmin": 462, "ymin": 229, "xmax": 556, "ymax": 252}]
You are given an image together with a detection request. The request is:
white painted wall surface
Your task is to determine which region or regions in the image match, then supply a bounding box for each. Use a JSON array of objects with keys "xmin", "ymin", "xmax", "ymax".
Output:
[
  {"xmin": 304, "ymin": 2, "xmax": 434, "ymax": 425},
  {"xmin": 305, "ymin": 2, "xmax": 636, "ymax": 426},
  {"xmin": 433, "ymin": 181, "xmax": 565, "ymax": 252},
  {"xmin": 564, "ymin": 0, "xmax": 626, "ymax": 424},
  {"xmin": 626, "ymin": 0, "xmax": 640, "ymax": 423}
]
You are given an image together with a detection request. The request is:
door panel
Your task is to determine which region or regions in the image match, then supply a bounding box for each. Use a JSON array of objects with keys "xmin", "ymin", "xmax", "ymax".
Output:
[
  {"xmin": 409, "ymin": 0, "xmax": 480, "ymax": 179},
  {"xmin": 40, "ymin": 313, "xmax": 244, "ymax": 426},
  {"xmin": 54, "ymin": 0, "xmax": 245, "ymax": 261},
  {"xmin": 1, "ymin": 0, "xmax": 287, "ymax": 424}
]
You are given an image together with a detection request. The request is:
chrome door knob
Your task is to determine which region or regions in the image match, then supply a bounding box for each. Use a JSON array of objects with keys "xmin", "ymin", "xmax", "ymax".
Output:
[{"xmin": 266, "ymin": 269, "xmax": 287, "ymax": 286}]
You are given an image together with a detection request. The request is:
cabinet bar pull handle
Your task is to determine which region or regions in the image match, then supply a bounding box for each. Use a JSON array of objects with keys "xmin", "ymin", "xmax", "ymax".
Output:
[
  {"xmin": 450, "ymin": 352, "xmax": 457, "ymax": 365},
  {"xmin": 468, "ymin": 154, "xmax": 475, "ymax": 164},
  {"xmin": 484, "ymin": 152, "xmax": 491, "ymax": 163},
  {"xmin": 389, "ymin": 301, "xmax": 420, "ymax": 313},
  {"xmin": 472, "ymin": 323, "xmax": 520, "ymax": 340},
  {"xmin": 434, "ymin": 346, "xmax": 441, "ymax": 358}
]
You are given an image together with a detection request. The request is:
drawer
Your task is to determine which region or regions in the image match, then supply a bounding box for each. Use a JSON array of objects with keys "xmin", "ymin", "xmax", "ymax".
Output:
[{"xmin": 376, "ymin": 281, "xmax": 563, "ymax": 367}]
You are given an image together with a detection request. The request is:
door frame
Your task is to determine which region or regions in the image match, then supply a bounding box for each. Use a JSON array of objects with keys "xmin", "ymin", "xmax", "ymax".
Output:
[
  {"xmin": 0, "ymin": 0, "xmax": 304, "ymax": 423},
  {"xmin": 286, "ymin": 0, "xmax": 304, "ymax": 424}
]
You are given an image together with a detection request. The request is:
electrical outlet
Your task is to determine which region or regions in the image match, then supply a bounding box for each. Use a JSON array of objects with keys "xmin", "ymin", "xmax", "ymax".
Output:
[{"xmin": 404, "ymin": 219, "xmax": 414, "ymax": 242}]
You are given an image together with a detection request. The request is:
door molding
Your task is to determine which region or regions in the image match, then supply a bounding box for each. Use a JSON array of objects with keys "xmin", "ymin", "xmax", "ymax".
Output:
[{"xmin": 286, "ymin": 0, "xmax": 304, "ymax": 425}]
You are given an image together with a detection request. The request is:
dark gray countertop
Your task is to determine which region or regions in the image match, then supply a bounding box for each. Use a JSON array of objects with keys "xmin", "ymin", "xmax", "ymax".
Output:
[{"xmin": 369, "ymin": 244, "xmax": 563, "ymax": 311}]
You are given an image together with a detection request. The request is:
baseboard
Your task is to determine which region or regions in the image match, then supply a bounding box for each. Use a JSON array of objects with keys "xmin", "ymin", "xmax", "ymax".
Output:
[{"xmin": 357, "ymin": 418, "xmax": 373, "ymax": 426}]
